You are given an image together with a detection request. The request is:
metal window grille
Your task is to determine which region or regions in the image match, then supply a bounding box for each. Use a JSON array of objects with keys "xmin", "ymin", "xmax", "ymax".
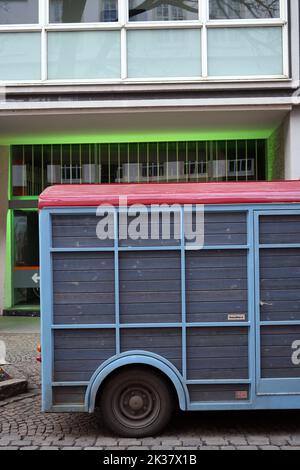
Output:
[{"xmin": 11, "ymin": 139, "xmax": 266, "ymax": 197}]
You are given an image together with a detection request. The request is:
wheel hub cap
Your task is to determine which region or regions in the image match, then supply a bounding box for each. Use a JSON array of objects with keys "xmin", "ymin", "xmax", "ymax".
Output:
[{"xmin": 129, "ymin": 395, "xmax": 144, "ymax": 411}]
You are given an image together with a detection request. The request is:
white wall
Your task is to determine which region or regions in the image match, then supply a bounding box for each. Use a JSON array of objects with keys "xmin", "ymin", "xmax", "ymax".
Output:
[
  {"xmin": 0, "ymin": 146, "xmax": 9, "ymax": 314},
  {"xmin": 285, "ymin": 108, "xmax": 300, "ymax": 180}
]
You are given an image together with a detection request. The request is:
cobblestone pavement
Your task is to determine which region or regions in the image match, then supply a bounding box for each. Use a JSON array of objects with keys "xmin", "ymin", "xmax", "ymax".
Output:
[
  {"xmin": 1, "ymin": 331, "xmax": 300, "ymax": 450},
  {"xmin": 1, "ymin": 332, "xmax": 40, "ymax": 390}
]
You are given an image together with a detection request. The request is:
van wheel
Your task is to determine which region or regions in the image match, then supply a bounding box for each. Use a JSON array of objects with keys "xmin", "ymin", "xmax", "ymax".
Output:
[{"xmin": 99, "ymin": 368, "xmax": 173, "ymax": 437}]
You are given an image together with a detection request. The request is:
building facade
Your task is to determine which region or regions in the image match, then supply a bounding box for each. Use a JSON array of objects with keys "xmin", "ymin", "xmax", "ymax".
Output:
[{"xmin": 0, "ymin": 0, "xmax": 299, "ymax": 315}]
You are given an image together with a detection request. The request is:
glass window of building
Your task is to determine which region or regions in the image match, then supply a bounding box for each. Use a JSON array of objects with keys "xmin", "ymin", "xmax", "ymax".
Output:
[
  {"xmin": 49, "ymin": 0, "xmax": 118, "ymax": 23},
  {"xmin": 128, "ymin": 0, "xmax": 198, "ymax": 21},
  {"xmin": 0, "ymin": 0, "xmax": 39, "ymax": 24},
  {"xmin": 11, "ymin": 140, "xmax": 266, "ymax": 197},
  {"xmin": 0, "ymin": 32, "xmax": 41, "ymax": 80},
  {"xmin": 127, "ymin": 29, "xmax": 201, "ymax": 78},
  {"xmin": 13, "ymin": 211, "xmax": 40, "ymax": 307},
  {"xmin": 47, "ymin": 30, "xmax": 121, "ymax": 80},
  {"xmin": 208, "ymin": 27, "xmax": 283, "ymax": 76},
  {"xmin": 209, "ymin": 0, "xmax": 280, "ymax": 19},
  {"xmin": 0, "ymin": 0, "xmax": 288, "ymax": 82}
]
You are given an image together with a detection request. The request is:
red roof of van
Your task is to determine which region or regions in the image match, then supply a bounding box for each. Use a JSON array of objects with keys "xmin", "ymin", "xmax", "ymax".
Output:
[{"xmin": 38, "ymin": 181, "xmax": 300, "ymax": 209}]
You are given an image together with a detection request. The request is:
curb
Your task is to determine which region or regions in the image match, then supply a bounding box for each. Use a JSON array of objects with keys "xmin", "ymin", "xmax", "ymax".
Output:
[{"xmin": 0, "ymin": 378, "xmax": 28, "ymax": 401}]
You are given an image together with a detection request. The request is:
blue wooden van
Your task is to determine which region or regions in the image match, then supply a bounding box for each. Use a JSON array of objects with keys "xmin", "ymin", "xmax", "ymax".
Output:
[{"xmin": 39, "ymin": 181, "xmax": 300, "ymax": 436}]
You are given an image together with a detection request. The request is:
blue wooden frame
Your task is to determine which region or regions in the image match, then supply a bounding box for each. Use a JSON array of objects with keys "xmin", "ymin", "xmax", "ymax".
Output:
[
  {"xmin": 40, "ymin": 203, "xmax": 300, "ymax": 413},
  {"xmin": 254, "ymin": 210, "xmax": 300, "ymax": 396}
]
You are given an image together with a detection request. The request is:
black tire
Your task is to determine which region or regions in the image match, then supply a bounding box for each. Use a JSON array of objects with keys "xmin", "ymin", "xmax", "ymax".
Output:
[{"xmin": 99, "ymin": 367, "xmax": 174, "ymax": 437}]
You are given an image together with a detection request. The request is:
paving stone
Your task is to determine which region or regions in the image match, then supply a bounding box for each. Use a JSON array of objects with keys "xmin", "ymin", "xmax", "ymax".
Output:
[
  {"xmin": 142, "ymin": 439, "xmax": 162, "ymax": 446},
  {"xmin": 247, "ymin": 436, "xmax": 270, "ymax": 446},
  {"xmin": 126, "ymin": 446, "xmax": 147, "ymax": 450},
  {"xmin": 288, "ymin": 436, "xmax": 300, "ymax": 446},
  {"xmin": 95, "ymin": 438, "xmax": 119, "ymax": 446},
  {"xmin": 0, "ymin": 440, "xmax": 12, "ymax": 446},
  {"xmin": 199, "ymin": 446, "xmax": 220, "ymax": 450},
  {"xmin": 228, "ymin": 437, "xmax": 248, "ymax": 446},
  {"xmin": 174, "ymin": 446, "xmax": 198, "ymax": 450},
  {"xmin": 0, "ymin": 446, "xmax": 20, "ymax": 451},
  {"xmin": 158, "ymin": 440, "xmax": 182, "ymax": 446},
  {"xmin": 102, "ymin": 447, "xmax": 127, "ymax": 450},
  {"xmin": 10, "ymin": 440, "xmax": 33, "ymax": 447},
  {"xmin": 182, "ymin": 439, "xmax": 202, "ymax": 446},
  {"xmin": 39, "ymin": 447, "xmax": 60, "ymax": 450},
  {"xmin": 236, "ymin": 446, "xmax": 259, "ymax": 450},
  {"xmin": 281, "ymin": 446, "xmax": 300, "ymax": 451},
  {"xmin": 20, "ymin": 446, "xmax": 39, "ymax": 450},
  {"xmin": 270, "ymin": 436, "xmax": 290, "ymax": 446},
  {"xmin": 61, "ymin": 447, "xmax": 83, "ymax": 450},
  {"xmin": 259, "ymin": 446, "xmax": 280, "ymax": 451},
  {"xmin": 203, "ymin": 437, "xmax": 228, "ymax": 446},
  {"xmin": 118, "ymin": 439, "xmax": 142, "ymax": 446}
]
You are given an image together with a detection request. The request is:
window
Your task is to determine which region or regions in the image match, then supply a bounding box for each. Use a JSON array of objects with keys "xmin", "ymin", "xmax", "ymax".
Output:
[
  {"xmin": 48, "ymin": 31, "xmax": 121, "ymax": 80},
  {"xmin": 209, "ymin": 0, "xmax": 280, "ymax": 19},
  {"xmin": 0, "ymin": 32, "xmax": 41, "ymax": 80},
  {"xmin": 49, "ymin": 0, "xmax": 118, "ymax": 23},
  {"xmin": 207, "ymin": 27, "xmax": 283, "ymax": 76},
  {"xmin": 127, "ymin": 29, "xmax": 201, "ymax": 78},
  {"xmin": 128, "ymin": 0, "xmax": 198, "ymax": 22},
  {"xmin": 0, "ymin": 0, "xmax": 289, "ymax": 82},
  {"xmin": 0, "ymin": 0, "xmax": 39, "ymax": 24},
  {"xmin": 13, "ymin": 210, "xmax": 40, "ymax": 307}
]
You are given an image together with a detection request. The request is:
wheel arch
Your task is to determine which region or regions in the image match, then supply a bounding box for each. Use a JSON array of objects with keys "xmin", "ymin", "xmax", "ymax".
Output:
[{"xmin": 85, "ymin": 352, "xmax": 188, "ymax": 412}]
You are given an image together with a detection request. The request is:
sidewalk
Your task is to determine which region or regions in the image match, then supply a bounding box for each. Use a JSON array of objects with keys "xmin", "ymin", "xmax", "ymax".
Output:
[
  {"xmin": 0, "ymin": 317, "xmax": 40, "ymax": 334},
  {"xmin": 0, "ymin": 317, "xmax": 40, "ymax": 391}
]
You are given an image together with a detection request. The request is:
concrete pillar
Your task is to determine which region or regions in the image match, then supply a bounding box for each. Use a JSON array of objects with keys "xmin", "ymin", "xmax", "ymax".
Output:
[
  {"xmin": 285, "ymin": 108, "xmax": 300, "ymax": 180},
  {"xmin": 0, "ymin": 146, "xmax": 9, "ymax": 314}
]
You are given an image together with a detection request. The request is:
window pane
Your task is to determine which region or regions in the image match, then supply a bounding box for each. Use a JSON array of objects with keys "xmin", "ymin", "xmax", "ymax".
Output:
[
  {"xmin": 128, "ymin": 29, "xmax": 201, "ymax": 78},
  {"xmin": 48, "ymin": 31, "xmax": 121, "ymax": 80},
  {"xmin": 209, "ymin": 0, "xmax": 280, "ymax": 19},
  {"xmin": 0, "ymin": 0, "xmax": 38, "ymax": 24},
  {"xmin": 0, "ymin": 33, "xmax": 41, "ymax": 80},
  {"xmin": 208, "ymin": 27, "xmax": 283, "ymax": 76},
  {"xmin": 129, "ymin": 0, "xmax": 198, "ymax": 21},
  {"xmin": 49, "ymin": 0, "xmax": 118, "ymax": 23}
]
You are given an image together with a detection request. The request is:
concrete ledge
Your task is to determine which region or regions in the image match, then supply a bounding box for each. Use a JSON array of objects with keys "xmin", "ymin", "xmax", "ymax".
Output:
[
  {"xmin": 0, "ymin": 378, "xmax": 28, "ymax": 401},
  {"xmin": 3, "ymin": 310, "xmax": 40, "ymax": 318}
]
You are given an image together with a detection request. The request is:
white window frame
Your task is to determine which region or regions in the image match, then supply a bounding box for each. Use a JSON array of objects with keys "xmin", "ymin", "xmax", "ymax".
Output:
[{"xmin": 0, "ymin": 0, "xmax": 289, "ymax": 85}]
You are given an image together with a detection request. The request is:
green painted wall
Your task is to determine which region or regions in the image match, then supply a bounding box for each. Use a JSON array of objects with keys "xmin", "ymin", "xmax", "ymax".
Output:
[{"xmin": 0, "ymin": 129, "xmax": 274, "ymax": 146}]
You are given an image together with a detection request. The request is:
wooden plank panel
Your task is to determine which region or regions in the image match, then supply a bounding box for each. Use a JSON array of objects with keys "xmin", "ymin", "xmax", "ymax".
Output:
[
  {"xmin": 53, "ymin": 386, "xmax": 87, "ymax": 406},
  {"xmin": 121, "ymin": 328, "xmax": 182, "ymax": 372},
  {"xmin": 187, "ymin": 327, "xmax": 249, "ymax": 380},
  {"xmin": 52, "ymin": 214, "xmax": 113, "ymax": 248},
  {"xmin": 54, "ymin": 329, "xmax": 115, "ymax": 382},
  {"xmin": 260, "ymin": 215, "xmax": 300, "ymax": 244},
  {"xmin": 192, "ymin": 212, "xmax": 247, "ymax": 246},
  {"xmin": 188, "ymin": 384, "xmax": 250, "ymax": 403},
  {"xmin": 261, "ymin": 326, "xmax": 300, "ymax": 379},
  {"xmin": 260, "ymin": 248, "xmax": 300, "ymax": 321},
  {"xmin": 120, "ymin": 252, "xmax": 181, "ymax": 323},
  {"xmin": 187, "ymin": 249, "xmax": 248, "ymax": 322}
]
